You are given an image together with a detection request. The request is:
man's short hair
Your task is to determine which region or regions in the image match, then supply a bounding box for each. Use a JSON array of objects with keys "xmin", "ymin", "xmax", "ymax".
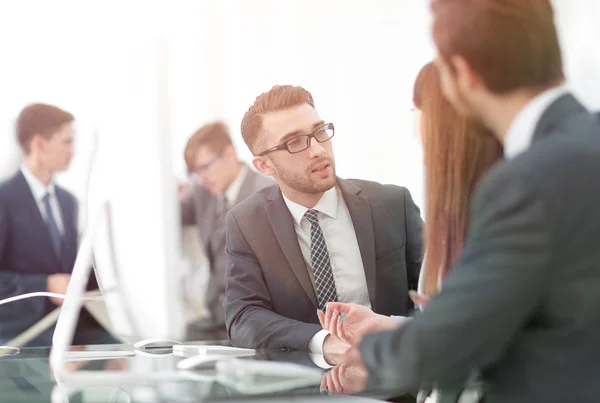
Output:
[
  {"xmin": 431, "ymin": 0, "xmax": 564, "ymax": 93},
  {"xmin": 184, "ymin": 121, "xmax": 233, "ymax": 173},
  {"xmin": 16, "ymin": 103, "xmax": 75, "ymax": 154},
  {"xmin": 240, "ymin": 85, "xmax": 315, "ymax": 155}
]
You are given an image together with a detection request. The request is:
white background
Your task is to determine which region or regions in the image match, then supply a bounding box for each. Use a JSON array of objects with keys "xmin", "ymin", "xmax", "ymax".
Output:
[{"xmin": 0, "ymin": 0, "xmax": 598, "ymax": 223}]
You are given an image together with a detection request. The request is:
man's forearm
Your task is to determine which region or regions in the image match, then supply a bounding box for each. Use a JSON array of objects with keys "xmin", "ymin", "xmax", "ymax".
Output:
[{"xmin": 228, "ymin": 305, "xmax": 321, "ymax": 351}]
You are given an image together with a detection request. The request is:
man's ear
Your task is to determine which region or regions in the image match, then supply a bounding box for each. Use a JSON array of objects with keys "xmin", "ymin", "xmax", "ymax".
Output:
[
  {"xmin": 29, "ymin": 134, "xmax": 44, "ymax": 154},
  {"xmin": 252, "ymin": 156, "xmax": 275, "ymax": 177},
  {"xmin": 451, "ymin": 55, "xmax": 481, "ymax": 92}
]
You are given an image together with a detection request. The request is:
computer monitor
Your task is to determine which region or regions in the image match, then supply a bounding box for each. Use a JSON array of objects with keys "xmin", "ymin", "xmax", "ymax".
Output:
[{"xmin": 49, "ymin": 40, "xmax": 187, "ymax": 376}]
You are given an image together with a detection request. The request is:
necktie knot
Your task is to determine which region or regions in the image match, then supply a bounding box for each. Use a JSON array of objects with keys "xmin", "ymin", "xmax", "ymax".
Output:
[
  {"xmin": 304, "ymin": 209, "xmax": 319, "ymax": 225},
  {"xmin": 42, "ymin": 192, "xmax": 51, "ymax": 204}
]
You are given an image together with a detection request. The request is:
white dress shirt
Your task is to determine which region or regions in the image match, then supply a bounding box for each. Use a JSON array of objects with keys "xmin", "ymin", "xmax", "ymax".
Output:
[
  {"xmin": 504, "ymin": 85, "xmax": 568, "ymax": 159},
  {"xmin": 20, "ymin": 165, "xmax": 65, "ymax": 234},
  {"xmin": 282, "ymin": 186, "xmax": 371, "ymax": 356}
]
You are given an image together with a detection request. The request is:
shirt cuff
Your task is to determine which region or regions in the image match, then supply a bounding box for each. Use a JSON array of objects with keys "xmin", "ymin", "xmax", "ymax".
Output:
[
  {"xmin": 308, "ymin": 329, "xmax": 330, "ymax": 354},
  {"xmin": 390, "ymin": 315, "xmax": 413, "ymax": 325},
  {"xmin": 309, "ymin": 353, "xmax": 334, "ymax": 370}
]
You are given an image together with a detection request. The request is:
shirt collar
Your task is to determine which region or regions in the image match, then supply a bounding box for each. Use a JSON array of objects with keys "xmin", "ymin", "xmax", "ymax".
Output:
[
  {"xmin": 224, "ymin": 164, "xmax": 248, "ymax": 205},
  {"xmin": 504, "ymin": 85, "xmax": 568, "ymax": 159},
  {"xmin": 282, "ymin": 186, "xmax": 339, "ymax": 226},
  {"xmin": 20, "ymin": 164, "xmax": 56, "ymax": 201}
]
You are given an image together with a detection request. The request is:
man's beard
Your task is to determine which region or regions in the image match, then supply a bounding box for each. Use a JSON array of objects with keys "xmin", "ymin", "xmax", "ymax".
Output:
[{"xmin": 272, "ymin": 158, "xmax": 336, "ymax": 195}]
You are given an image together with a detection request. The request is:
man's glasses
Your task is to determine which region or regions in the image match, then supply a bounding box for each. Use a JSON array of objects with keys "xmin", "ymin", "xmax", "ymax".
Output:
[
  {"xmin": 257, "ymin": 123, "xmax": 335, "ymax": 156},
  {"xmin": 193, "ymin": 150, "xmax": 223, "ymax": 177}
]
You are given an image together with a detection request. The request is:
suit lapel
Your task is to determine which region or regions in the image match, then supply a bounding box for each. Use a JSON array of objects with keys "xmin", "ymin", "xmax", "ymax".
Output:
[
  {"xmin": 338, "ymin": 179, "xmax": 377, "ymax": 310},
  {"xmin": 193, "ymin": 186, "xmax": 218, "ymax": 248},
  {"xmin": 264, "ymin": 187, "xmax": 318, "ymax": 308}
]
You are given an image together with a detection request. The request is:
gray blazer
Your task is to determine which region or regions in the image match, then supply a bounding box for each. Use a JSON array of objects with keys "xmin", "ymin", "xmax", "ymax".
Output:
[
  {"xmin": 359, "ymin": 94, "xmax": 600, "ymax": 403},
  {"xmin": 181, "ymin": 166, "xmax": 273, "ymax": 334},
  {"xmin": 224, "ymin": 178, "xmax": 423, "ymax": 350}
]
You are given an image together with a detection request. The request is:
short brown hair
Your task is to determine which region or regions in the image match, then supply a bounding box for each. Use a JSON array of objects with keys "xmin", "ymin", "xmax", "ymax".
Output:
[
  {"xmin": 16, "ymin": 103, "xmax": 74, "ymax": 153},
  {"xmin": 184, "ymin": 121, "xmax": 232, "ymax": 173},
  {"xmin": 241, "ymin": 85, "xmax": 315, "ymax": 154},
  {"xmin": 431, "ymin": 0, "xmax": 563, "ymax": 93}
]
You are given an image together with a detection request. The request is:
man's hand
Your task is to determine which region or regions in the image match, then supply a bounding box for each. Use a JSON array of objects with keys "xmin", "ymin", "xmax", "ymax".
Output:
[
  {"xmin": 47, "ymin": 274, "xmax": 71, "ymax": 305},
  {"xmin": 321, "ymin": 360, "xmax": 368, "ymax": 395},
  {"xmin": 318, "ymin": 302, "xmax": 399, "ymax": 345},
  {"xmin": 322, "ymin": 333, "xmax": 350, "ymax": 365},
  {"xmin": 409, "ymin": 290, "xmax": 431, "ymax": 310}
]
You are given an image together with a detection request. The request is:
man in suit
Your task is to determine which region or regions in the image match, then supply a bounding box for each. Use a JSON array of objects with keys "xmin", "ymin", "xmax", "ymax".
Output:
[
  {"xmin": 0, "ymin": 103, "xmax": 114, "ymax": 346},
  {"xmin": 320, "ymin": 1, "xmax": 600, "ymax": 401},
  {"xmin": 180, "ymin": 121, "xmax": 273, "ymax": 340},
  {"xmin": 223, "ymin": 85, "xmax": 423, "ymax": 361}
]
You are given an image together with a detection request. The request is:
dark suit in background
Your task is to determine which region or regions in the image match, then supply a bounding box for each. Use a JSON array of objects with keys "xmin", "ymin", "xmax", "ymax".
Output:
[
  {"xmin": 0, "ymin": 171, "xmax": 111, "ymax": 346},
  {"xmin": 359, "ymin": 95, "xmax": 600, "ymax": 402},
  {"xmin": 224, "ymin": 178, "xmax": 423, "ymax": 350},
  {"xmin": 181, "ymin": 166, "xmax": 273, "ymax": 340}
]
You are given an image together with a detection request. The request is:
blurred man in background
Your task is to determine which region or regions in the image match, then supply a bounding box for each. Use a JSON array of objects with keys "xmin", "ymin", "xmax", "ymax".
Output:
[
  {"xmin": 0, "ymin": 103, "xmax": 113, "ymax": 346},
  {"xmin": 180, "ymin": 121, "xmax": 272, "ymax": 340}
]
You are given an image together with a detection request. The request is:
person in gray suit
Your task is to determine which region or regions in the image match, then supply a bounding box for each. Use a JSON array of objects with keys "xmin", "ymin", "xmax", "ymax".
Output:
[
  {"xmin": 180, "ymin": 121, "xmax": 273, "ymax": 340},
  {"xmin": 224, "ymin": 85, "xmax": 423, "ymax": 362},
  {"xmin": 320, "ymin": 1, "xmax": 600, "ymax": 402}
]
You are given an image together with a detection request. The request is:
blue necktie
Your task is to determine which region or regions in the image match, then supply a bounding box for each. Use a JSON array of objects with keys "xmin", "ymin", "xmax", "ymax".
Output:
[{"xmin": 42, "ymin": 192, "xmax": 62, "ymax": 257}]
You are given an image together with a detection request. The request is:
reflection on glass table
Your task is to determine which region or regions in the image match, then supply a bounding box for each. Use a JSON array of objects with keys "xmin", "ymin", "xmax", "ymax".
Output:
[{"xmin": 0, "ymin": 344, "xmax": 416, "ymax": 403}]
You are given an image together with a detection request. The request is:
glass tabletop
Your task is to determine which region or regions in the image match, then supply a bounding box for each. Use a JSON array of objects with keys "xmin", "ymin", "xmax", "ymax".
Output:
[{"xmin": 0, "ymin": 343, "xmax": 413, "ymax": 403}]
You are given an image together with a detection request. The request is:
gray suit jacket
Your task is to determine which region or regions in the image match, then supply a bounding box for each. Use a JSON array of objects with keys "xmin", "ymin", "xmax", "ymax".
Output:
[
  {"xmin": 224, "ymin": 178, "xmax": 423, "ymax": 350},
  {"xmin": 360, "ymin": 94, "xmax": 600, "ymax": 402},
  {"xmin": 181, "ymin": 166, "xmax": 273, "ymax": 334}
]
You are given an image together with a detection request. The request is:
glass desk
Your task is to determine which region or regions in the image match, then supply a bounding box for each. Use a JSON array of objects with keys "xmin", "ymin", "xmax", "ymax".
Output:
[{"xmin": 0, "ymin": 343, "xmax": 415, "ymax": 403}]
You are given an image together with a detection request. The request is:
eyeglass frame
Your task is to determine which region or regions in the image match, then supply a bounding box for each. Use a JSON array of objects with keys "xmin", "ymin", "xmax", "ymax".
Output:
[
  {"xmin": 192, "ymin": 149, "xmax": 224, "ymax": 177},
  {"xmin": 256, "ymin": 123, "xmax": 335, "ymax": 157}
]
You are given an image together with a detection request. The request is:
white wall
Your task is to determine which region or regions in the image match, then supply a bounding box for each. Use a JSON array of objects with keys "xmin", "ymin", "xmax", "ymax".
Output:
[
  {"xmin": 553, "ymin": 0, "xmax": 600, "ymax": 110},
  {"xmin": 165, "ymin": 0, "xmax": 435, "ymax": 210},
  {"xmin": 0, "ymin": 0, "xmax": 598, "ymax": 227}
]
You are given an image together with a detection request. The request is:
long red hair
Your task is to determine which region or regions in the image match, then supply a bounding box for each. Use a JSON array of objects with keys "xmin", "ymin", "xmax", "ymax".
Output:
[{"xmin": 414, "ymin": 62, "xmax": 503, "ymax": 296}]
